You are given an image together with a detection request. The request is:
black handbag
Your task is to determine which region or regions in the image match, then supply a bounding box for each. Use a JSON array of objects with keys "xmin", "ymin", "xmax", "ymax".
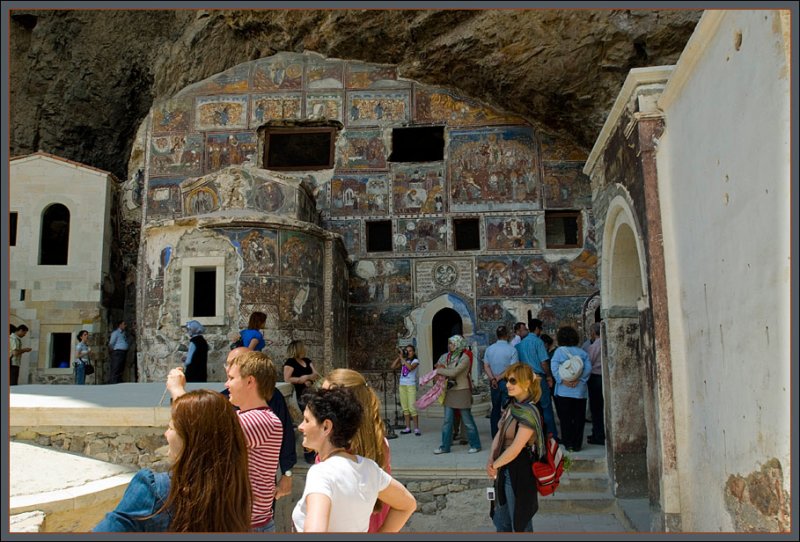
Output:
[{"xmin": 84, "ymin": 363, "xmax": 95, "ymax": 376}]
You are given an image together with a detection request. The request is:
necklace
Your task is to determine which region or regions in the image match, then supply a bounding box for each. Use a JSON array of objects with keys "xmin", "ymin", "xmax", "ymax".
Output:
[{"xmin": 320, "ymin": 446, "xmax": 347, "ymax": 462}]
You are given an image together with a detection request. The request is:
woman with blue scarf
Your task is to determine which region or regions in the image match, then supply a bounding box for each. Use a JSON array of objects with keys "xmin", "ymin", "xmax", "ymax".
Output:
[
  {"xmin": 485, "ymin": 362, "xmax": 544, "ymax": 532},
  {"xmin": 182, "ymin": 320, "xmax": 208, "ymax": 383}
]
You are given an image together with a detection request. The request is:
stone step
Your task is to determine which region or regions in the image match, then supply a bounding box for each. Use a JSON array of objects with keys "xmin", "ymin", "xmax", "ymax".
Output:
[
  {"xmin": 567, "ymin": 456, "xmax": 607, "ymax": 474},
  {"xmin": 555, "ymin": 471, "xmax": 609, "ymax": 493},
  {"xmin": 537, "ymin": 490, "xmax": 617, "ymax": 514}
]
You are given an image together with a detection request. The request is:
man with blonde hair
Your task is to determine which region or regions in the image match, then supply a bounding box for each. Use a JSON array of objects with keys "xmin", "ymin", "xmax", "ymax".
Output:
[{"xmin": 167, "ymin": 348, "xmax": 282, "ymax": 532}]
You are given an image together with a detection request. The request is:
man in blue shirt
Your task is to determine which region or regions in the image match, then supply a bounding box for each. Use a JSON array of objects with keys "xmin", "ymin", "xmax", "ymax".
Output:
[
  {"xmin": 483, "ymin": 325, "xmax": 518, "ymax": 438},
  {"xmin": 108, "ymin": 320, "xmax": 129, "ymax": 384},
  {"xmin": 516, "ymin": 318, "xmax": 559, "ymax": 440}
]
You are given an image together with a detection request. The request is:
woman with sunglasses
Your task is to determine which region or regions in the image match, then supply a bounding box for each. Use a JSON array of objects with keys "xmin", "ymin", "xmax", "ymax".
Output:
[{"xmin": 485, "ymin": 362, "xmax": 545, "ymax": 532}]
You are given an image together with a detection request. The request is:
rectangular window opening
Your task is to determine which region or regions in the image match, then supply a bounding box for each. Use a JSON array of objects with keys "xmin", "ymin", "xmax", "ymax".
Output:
[
  {"xmin": 50, "ymin": 332, "xmax": 72, "ymax": 369},
  {"xmin": 20, "ymin": 289, "xmax": 25, "ymax": 301},
  {"xmin": 10, "ymin": 212, "xmax": 18, "ymax": 246},
  {"xmin": 545, "ymin": 211, "xmax": 582, "ymax": 248},
  {"xmin": 366, "ymin": 220, "xmax": 393, "ymax": 252},
  {"xmin": 454, "ymin": 218, "xmax": 480, "ymax": 251},
  {"xmin": 263, "ymin": 127, "xmax": 336, "ymax": 171},
  {"xmin": 192, "ymin": 268, "xmax": 217, "ymax": 317},
  {"xmin": 388, "ymin": 126, "xmax": 445, "ymax": 162}
]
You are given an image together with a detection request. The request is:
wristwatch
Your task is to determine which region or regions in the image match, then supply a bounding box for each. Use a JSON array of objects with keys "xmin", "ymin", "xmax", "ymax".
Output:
[{"xmin": 283, "ymin": 470, "xmax": 293, "ymax": 477}]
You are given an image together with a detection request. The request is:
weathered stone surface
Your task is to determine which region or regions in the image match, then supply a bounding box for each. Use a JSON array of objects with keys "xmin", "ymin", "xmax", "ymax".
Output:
[{"xmin": 9, "ymin": 9, "xmax": 700, "ymax": 179}]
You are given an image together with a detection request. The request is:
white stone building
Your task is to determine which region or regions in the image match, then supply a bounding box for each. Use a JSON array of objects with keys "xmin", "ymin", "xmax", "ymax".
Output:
[{"xmin": 9, "ymin": 152, "xmax": 121, "ymax": 384}]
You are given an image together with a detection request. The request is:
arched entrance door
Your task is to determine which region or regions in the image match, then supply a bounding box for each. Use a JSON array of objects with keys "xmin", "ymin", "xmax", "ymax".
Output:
[{"xmin": 431, "ymin": 308, "xmax": 462, "ymax": 363}]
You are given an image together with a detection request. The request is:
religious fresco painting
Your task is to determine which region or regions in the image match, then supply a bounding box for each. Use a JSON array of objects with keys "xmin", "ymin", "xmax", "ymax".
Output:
[
  {"xmin": 395, "ymin": 218, "xmax": 447, "ymax": 253},
  {"xmin": 182, "ymin": 186, "xmax": 220, "ymax": 216},
  {"xmin": 251, "ymin": 179, "xmax": 292, "ymax": 214},
  {"xmin": 477, "ymin": 299, "xmax": 525, "ymax": 325},
  {"xmin": 279, "ymin": 280, "xmax": 323, "ymax": 327},
  {"xmin": 238, "ymin": 302, "xmax": 280, "ymax": 330},
  {"xmin": 146, "ymin": 178, "xmax": 183, "ymax": 219},
  {"xmin": 543, "ymin": 162, "xmax": 592, "ymax": 209},
  {"xmin": 252, "ymin": 57, "xmax": 304, "ymax": 90},
  {"xmin": 345, "ymin": 63, "xmax": 403, "ymax": 89},
  {"xmin": 414, "ymin": 87, "xmax": 525, "ymax": 126},
  {"xmin": 149, "ymin": 134, "xmax": 203, "ymax": 177},
  {"xmin": 251, "ymin": 93, "xmax": 303, "ymax": 124},
  {"xmin": 280, "ymin": 231, "xmax": 324, "ymax": 282},
  {"xmin": 538, "ymin": 132, "xmax": 589, "ymax": 161},
  {"xmin": 239, "ymin": 275, "xmax": 280, "ymax": 304},
  {"xmin": 195, "ymin": 96, "xmax": 249, "ymax": 131},
  {"xmin": 329, "ymin": 174, "xmax": 390, "ymax": 216},
  {"xmin": 476, "ymin": 256, "xmax": 535, "ymax": 297},
  {"xmin": 485, "ymin": 215, "xmax": 544, "ymax": 250},
  {"xmin": 152, "ymin": 97, "xmax": 192, "ymax": 134},
  {"xmin": 349, "ymin": 259, "xmax": 412, "ymax": 304},
  {"xmin": 306, "ymin": 59, "xmax": 345, "ymax": 89},
  {"xmin": 305, "ymin": 92, "xmax": 344, "ymax": 121},
  {"xmin": 391, "ymin": 163, "xmax": 446, "ymax": 215},
  {"xmin": 448, "ymin": 126, "xmax": 539, "ymax": 212},
  {"xmin": 205, "ymin": 132, "xmax": 257, "ymax": 172},
  {"xmin": 525, "ymin": 252, "xmax": 598, "ymax": 296},
  {"xmin": 193, "ymin": 63, "xmax": 251, "ymax": 95},
  {"xmin": 537, "ymin": 296, "xmax": 586, "ymax": 336},
  {"xmin": 347, "ymin": 90, "xmax": 410, "ymax": 126},
  {"xmin": 324, "ymin": 219, "xmax": 361, "ymax": 256},
  {"xmin": 347, "ymin": 305, "xmax": 412, "ymax": 371},
  {"xmin": 239, "ymin": 229, "xmax": 278, "ymax": 275},
  {"xmin": 335, "ymin": 129, "xmax": 388, "ymax": 170}
]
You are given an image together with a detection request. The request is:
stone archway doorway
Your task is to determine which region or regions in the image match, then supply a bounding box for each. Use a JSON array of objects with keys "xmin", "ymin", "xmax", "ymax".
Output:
[
  {"xmin": 431, "ymin": 307, "xmax": 462, "ymax": 364},
  {"xmin": 602, "ymin": 197, "xmax": 651, "ymax": 500}
]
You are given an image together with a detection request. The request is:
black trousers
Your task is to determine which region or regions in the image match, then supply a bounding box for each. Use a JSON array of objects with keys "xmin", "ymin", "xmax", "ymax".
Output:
[
  {"xmin": 588, "ymin": 374, "xmax": 605, "ymax": 441},
  {"xmin": 554, "ymin": 395, "xmax": 587, "ymax": 451},
  {"xmin": 10, "ymin": 364, "xmax": 20, "ymax": 386},
  {"xmin": 109, "ymin": 350, "xmax": 127, "ymax": 384}
]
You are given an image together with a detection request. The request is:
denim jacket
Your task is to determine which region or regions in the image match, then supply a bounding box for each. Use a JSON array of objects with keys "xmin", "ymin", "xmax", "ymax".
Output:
[{"xmin": 93, "ymin": 469, "xmax": 172, "ymax": 532}]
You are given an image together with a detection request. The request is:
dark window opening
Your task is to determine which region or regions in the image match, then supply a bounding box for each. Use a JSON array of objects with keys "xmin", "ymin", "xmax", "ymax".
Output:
[
  {"xmin": 453, "ymin": 218, "xmax": 480, "ymax": 251},
  {"xmin": 20, "ymin": 290, "xmax": 25, "ymax": 301},
  {"xmin": 192, "ymin": 268, "xmax": 216, "ymax": 317},
  {"xmin": 366, "ymin": 220, "xmax": 392, "ymax": 252},
  {"xmin": 10, "ymin": 212, "xmax": 18, "ymax": 246},
  {"xmin": 40, "ymin": 204, "xmax": 70, "ymax": 265},
  {"xmin": 51, "ymin": 332, "xmax": 72, "ymax": 369},
  {"xmin": 389, "ymin": 126, "xmax": 445, "ymax": 162},
  {"xmin": 545, "ymin": 211, "xmax": 582, "ymax": 248},
  {"xmin": 264, "ymin": 127, "xmax": 336, "ymax": 170}
]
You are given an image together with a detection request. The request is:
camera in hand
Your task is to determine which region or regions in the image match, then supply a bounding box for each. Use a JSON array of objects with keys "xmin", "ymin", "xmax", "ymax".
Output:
[{"xmin": 486, "ymin": 487, "xmax": 495, "ymax": 501}]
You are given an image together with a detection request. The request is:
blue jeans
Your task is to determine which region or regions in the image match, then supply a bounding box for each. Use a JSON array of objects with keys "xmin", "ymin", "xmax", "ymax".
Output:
[
  {"xmin": 74, "ymin": 363, "xmax": 86, "ymax": 385},
  {"xmin": 440, "ymin": 406, "xmax": 481, "ymax": 451},
  {"xmin": 492, "ymin": 468, "xmax": 533, "ymax": 532},
  {"xmin": 538, "ymin": 377, "xmax": 558, "ymax": 440},
  {"xmin": 252, "ymin": 519, "xmax": 275, "ymax": 532},
  {"xmin": 490, "ymin": 379, "xmax": 508, "ymax": 439}
]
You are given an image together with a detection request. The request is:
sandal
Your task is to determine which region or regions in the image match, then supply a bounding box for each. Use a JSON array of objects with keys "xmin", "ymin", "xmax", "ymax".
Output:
[
  {"xmin": 414, "ymin": 429, "xmax": 421, "ymax": 436},
  {"xmin": 400, "ymin": 428, "xmax": 412, "ymax": 434}
]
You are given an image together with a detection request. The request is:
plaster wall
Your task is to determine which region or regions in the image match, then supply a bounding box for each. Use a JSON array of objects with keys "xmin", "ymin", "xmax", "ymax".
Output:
[
  {"xmin": 656, "ymin": 10, "xmax": 791, "ymax": 532},
  {"xmin": 10, "ymin": 154, "xmax": 116, "ymax": 383}
]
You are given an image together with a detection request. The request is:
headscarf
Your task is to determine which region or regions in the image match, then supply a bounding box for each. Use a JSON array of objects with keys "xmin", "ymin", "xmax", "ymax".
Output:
[
  {"xmin": 185, "ymin": 320, "xmax": 205, "ymax": 337},
  {"xmin": 447, "ymin": 334, "xmax": 467, "ymax": 361}
]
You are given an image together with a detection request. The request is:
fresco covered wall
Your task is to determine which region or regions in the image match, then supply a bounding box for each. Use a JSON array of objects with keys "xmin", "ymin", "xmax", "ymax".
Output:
[{"xmin": 133, "ymin": 51, "xmax": 596, "ymax": 378}]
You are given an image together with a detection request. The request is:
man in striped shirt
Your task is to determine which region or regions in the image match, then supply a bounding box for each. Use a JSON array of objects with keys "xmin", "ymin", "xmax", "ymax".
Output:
[{"xmin": 167, "ymin": 350, "xmax": 282, "ymax": 532}]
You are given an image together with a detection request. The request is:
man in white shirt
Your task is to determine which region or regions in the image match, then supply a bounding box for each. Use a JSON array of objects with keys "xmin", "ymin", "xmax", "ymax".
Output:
[{"xmin": 509, "ymin": 321, "xmax": 528, "ymax": 347}]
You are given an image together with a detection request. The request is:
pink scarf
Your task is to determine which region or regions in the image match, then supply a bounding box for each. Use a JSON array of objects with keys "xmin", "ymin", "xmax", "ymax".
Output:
[{"xmin": 415, "ymin": 369, "xmax": 447, "ymax": 410}]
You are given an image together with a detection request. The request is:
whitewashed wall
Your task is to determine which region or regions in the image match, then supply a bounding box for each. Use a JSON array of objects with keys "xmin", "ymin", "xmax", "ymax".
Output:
[{"xmin": 656, "ymin": 11, "xmax": 791, "ymax": 531}]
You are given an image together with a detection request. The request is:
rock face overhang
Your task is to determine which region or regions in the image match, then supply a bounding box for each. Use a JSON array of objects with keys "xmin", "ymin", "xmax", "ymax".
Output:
[{"xmin": 9, "ymin": 8, "xmax": 701, "ymax": 178}]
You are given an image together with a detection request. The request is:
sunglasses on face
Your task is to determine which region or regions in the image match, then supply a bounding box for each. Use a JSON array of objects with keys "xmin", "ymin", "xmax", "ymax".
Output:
[{"xmin": 507, "ymin": 377, "xmax": 518, "ymax": 385}]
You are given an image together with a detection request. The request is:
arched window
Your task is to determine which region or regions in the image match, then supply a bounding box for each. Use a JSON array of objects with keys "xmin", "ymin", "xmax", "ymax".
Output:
[{"xmin": 40, "ymin": 203, "xmax": 70, "ymax": 265}]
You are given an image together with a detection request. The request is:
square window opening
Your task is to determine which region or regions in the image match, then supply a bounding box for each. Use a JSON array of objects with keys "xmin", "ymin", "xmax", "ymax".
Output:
[
  {"xmin": 50, "ymin": 332, "xmax": 73, "ymax": 369},
  {"xmin": 545, "ymin": 211, "xmax": 582, "ymax": 248},
  {"xmin": 454, "ymin": 218, "xmax": 480, "ymax": 251},
  {"xmin": 263, "ymin": 127, "xmax": 336, "ymax": 170},
  {"xmin": 366, "ymin": 220, "xmax": 393, "ymax": 252},
  {"xmin": 388, "ymin": 126, "xmax": 445, "ymax": 162}
]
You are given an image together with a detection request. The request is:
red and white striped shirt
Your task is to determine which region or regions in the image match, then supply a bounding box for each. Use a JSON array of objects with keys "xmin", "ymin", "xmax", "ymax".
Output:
[{"xmin": 237, "ymin": 406, "xmax": 282, "ymax": 528}]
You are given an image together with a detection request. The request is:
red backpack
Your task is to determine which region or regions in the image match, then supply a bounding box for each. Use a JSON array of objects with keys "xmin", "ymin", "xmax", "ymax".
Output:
[{"xmin": 532, "ymin": 432, "xmax": 564, "ymax": 496}]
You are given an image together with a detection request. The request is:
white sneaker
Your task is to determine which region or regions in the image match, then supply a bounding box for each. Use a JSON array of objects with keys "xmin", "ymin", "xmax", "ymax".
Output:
[{"xmin": 468, "ymin": 447, "xmax": 482, "ymax": 454}]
